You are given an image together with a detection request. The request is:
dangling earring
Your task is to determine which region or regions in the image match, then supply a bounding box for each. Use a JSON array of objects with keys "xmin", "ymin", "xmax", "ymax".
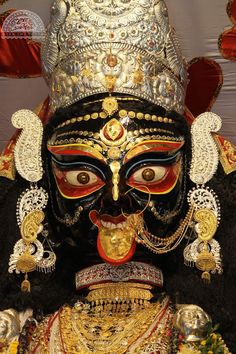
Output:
[
  {"xmin": 184, "ymin": 112, "xmax": 223, "ymax": 282},
  {"xmin": 8, "ymin": 110, "xmax": 56, "ymax": 292}
]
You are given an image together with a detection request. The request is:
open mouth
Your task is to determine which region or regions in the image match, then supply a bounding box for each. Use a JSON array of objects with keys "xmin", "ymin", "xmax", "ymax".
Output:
[{"xmin": 89, "ymin": 210, "xmax": 128, "ymax": 229}]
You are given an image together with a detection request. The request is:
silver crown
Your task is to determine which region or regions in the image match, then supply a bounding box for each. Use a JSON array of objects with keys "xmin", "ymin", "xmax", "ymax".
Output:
[{"xmin": 41, "ymin": 0, "xmax": 188, "ymax": 113}]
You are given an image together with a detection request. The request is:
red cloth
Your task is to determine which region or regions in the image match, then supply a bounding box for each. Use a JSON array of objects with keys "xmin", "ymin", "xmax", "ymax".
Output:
[
  {"xmin": 218, "ymin": 0, "xmax": 236, "ymax": 61},
  {"xmin": 0, "ymin": 9, "xmax": 42, "ymax": 78},
  {"xmin": 185, "ymin": 57, "xmax": 223, "ymax": 118},
  {"xmin": 227, "ymin": 0, "xmax": 236, "ymax": 24},
  {"xmin": 219, "ymin": 27, "xmax": 236, "ymax": 62},
  {"xmin": 37, "ymin": 97, "xmax": 52, "ymax": 125}
]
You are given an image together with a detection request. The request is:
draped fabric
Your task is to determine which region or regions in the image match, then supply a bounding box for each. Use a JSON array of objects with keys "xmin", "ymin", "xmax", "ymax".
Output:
[
  {"xmin": 185, "ymin": 58, "xmax": 223, "ymax": 117},
  {"xmin": 219, "ymin": 27, "xmax": 236, "ymax": 61},
  {"xmin": 0, "ymin": 9, "xmax": 42, "ymax": 78},
  {"xmin": 219, "ymin": 0, "xmax": 236, "ymax": 61}
]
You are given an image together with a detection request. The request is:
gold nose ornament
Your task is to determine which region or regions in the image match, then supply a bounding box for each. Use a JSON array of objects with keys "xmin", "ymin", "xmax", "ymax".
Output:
[
  {"xmin": 99, "ymin": 116, "xmax": 128, "ymax": 201},
  {"xmin": 110, "ymin": 161, "xmax": 121, "ymax": 201}
]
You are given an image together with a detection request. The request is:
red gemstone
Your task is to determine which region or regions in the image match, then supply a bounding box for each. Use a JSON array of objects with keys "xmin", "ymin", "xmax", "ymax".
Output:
[{"xmin": 106, "ymin": 54, "xmax": 118, "ymax": 67}]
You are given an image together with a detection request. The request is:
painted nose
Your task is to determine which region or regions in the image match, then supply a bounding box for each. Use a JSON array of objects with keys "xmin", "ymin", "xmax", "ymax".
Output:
[{"xmin": 110, "ymin": 161, "xmax": 121, "ymax": 201}]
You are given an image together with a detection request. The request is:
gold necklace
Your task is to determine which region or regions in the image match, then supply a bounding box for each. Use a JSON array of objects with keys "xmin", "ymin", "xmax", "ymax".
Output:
[
  {"xmin": 129, "ymin": 207, "xmax": 194, "ymax": 254},
  {"xmin": 59, "ymin": 296, "xmax": 172, "ymax": 354},
  {"xmin": 86, "ymin": 282, "xmax": 153, "ymax": 312},
  {"xmin": 28, "ymin": 283, "xmax": 174, "ymax": 354}
]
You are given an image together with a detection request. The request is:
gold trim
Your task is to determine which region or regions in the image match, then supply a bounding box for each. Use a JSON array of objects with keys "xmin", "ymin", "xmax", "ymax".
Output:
[
  {"xmin": 48, "ymin": 143, "xmax": 105, "ymax": 161},
  {"xmin": 83, "ymin": 96, "xmax": 141, "ymax": 107},
  {"xmin": 55, "ymin": 110, "xmax": 174, "ymax": 129},
  {"xmin": 125, "ymin": 139, "xmax": 185, "ymax": 161},
  {"xmin": 86, "ymin": 282, "xmax": 153, "ymax": 304}
]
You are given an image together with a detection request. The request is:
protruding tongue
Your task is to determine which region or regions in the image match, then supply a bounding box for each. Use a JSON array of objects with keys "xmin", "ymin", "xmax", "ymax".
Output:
[{"xmin": 89, "ymin": 210, "xmax": 136, "ymax": 265}]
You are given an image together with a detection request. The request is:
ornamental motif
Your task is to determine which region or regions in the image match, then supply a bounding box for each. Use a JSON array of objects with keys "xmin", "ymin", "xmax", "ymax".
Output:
[
  {"xmin": 189, "ymin": 112, "xmax": 222, "ymax": 185},
  {"xmin": 16, "ymin": 187, "xmax": 48, "ymax": 226},
  {"xmin": 100, "ymin": 119, "xmax": 127, "ymax": 146},
  {"xmin": 50, "ymin": 44, "xmax": 185, "ymax": 113},
  {"xmin": 42, "ymin": 0, "xmax": 187, "ymax": 113},
  {"xmin": 75, "ymin": 262, "xmax": 163, "ymax": 289},
  {"xmin": 8, "ymin": 239, "xmax": 44, "ymax": 274},
  {"xmin": 75, "ymin": 0, "xmax": 150, "ymax": 19},
  {"xmin": 12, "ymin": 110, "xmax": 44, "ymax": 183},
  {"xmin": 187, "ymin": 187, "xmax": 221, "ymax": 223}
]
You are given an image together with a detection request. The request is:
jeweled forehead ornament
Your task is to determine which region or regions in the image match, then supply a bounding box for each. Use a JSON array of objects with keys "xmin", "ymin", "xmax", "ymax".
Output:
[
  {"xmin": 41, "ymin": 0, "xmax": 188, "ymax": 113},
  {"xmin": 184, "ymin": 112, "xmax": 222, "ymax": 282},
  {"xmin": 100, "ymin": 118, "xmax": 126, "ymax": 200}
]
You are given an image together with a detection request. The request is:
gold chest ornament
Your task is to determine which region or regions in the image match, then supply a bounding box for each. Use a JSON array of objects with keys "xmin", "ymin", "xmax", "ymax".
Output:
[{"xmin": 28, "ymin": 292, "xmax": 174, "ymax": 354}]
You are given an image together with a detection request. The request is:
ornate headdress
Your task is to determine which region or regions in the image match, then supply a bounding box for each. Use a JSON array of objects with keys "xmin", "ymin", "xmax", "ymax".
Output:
[{"xmin": 41, "ymin": 0, "xmax": 188, "ymax": 113}]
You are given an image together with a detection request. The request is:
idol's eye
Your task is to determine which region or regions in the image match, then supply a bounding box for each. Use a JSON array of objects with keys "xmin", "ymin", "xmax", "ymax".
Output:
[
  {"xmin": 132, "ymin": 166, "xmax": 167, "ymax": 183},
  {"xmin": 126, "ymin": 161, "xmax": 182, "ymax": 195},
  {"xmin": 52, "ymin": 165, "xmax": 105, "ymax": 199},
  {"xmin": 64, "ymin": 171, "xmax": 97, "ymax": 186}
]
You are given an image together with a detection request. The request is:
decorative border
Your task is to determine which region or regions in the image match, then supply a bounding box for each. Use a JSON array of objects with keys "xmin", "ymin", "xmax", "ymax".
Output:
[{"xmin": 75, "ymin": 262, "xmax": 163, "ymax": 289}]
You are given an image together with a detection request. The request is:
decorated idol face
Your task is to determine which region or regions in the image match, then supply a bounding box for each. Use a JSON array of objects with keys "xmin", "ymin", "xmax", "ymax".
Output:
[{"xmin": 46, "ymin": 95, "xmax": 190, "ymax": 266}]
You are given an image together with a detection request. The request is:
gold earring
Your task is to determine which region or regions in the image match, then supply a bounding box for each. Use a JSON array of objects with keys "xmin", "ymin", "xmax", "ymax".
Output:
[{"xmin": 184, "ymin": 112, "xmax": 222, "ymax": 282}]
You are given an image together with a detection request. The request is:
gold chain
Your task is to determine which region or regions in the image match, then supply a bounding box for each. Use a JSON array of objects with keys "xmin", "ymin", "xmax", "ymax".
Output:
[
  {"xmin": 129, "ymin": 207, "xmax": 194, "ymax": 254},
  {"xmin": 59, "ymin": 296, "xmax": 171, "ymax": 354},
  {"xmin": 27, "ymin": 293, "xmax": 173, "ymax": 354}
]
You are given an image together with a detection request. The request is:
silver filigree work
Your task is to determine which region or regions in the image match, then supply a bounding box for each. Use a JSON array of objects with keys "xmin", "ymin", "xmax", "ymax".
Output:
[
  {"xmin": 41, "ymin": 0, "xmax": 187, "ymax": 113},
  {"xmin": 41, "ymin": 0, "xmax": 67, "ymax": 79},
  {"xmin": 16, "ymin": 186, "xmax": 49, "ymax": 226},
  {"xmin": 76, "ymin": 262, "xmax": 163, "ymax": 289},
  {"xmin": 49, "ymin": 43, "xmax": 185, "ymax": 113},
  {"xmin": 36, "ymin": 251, "xmax": 57, "ymax": 273},
  {"xmin": 12, "ymin": 109, "xmax": 44, "ymax": 183},
  {"xmin": 190, "ymin": 112, "xmax": 222, "ymax": 185}
]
